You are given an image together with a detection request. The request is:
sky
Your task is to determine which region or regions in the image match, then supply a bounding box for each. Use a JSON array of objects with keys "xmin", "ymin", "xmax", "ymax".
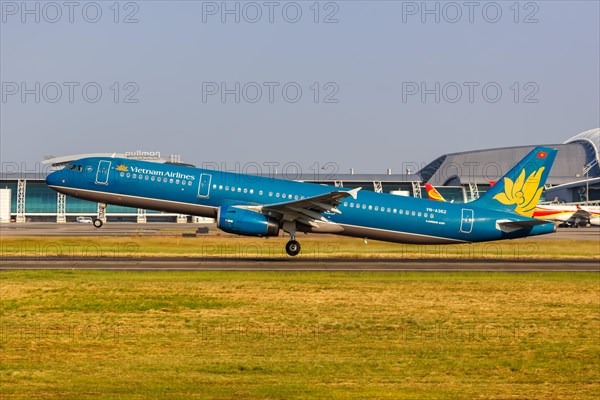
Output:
[{"xmin": 1, "ymin": 0, "xmax": 599, "ymax": 176}]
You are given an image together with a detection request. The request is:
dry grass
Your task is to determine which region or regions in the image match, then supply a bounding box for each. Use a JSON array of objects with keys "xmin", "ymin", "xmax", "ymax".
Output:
[{"xmin": 1, "ymin": 271, "xmax": 599, "ymax": 399}]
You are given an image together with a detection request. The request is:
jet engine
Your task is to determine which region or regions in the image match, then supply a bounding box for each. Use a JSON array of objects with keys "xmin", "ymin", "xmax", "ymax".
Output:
[{"xmin": 217, "ymin": 205, "xmax": 280, "ymax": 237}]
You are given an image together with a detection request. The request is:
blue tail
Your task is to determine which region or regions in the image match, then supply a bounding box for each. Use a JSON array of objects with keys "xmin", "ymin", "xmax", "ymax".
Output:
[{"xmin": 473, "ymin": 146, "xmax": 558, "ymax": 217}]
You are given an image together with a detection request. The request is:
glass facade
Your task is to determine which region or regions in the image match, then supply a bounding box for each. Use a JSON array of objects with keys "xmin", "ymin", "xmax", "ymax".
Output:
[{"xmin": 432, "ymin": 186, "xmax": 467, "ymax": 203}]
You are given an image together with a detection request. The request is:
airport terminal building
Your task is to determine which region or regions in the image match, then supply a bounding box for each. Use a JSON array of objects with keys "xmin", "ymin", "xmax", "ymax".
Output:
[{"xmin": 1, "ymin": 129, "xmax": 598, "ymax": 223}]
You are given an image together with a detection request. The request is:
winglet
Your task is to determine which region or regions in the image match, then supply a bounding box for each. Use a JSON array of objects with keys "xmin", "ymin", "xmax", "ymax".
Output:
[{"xmin": 348, "ymin": 187, "xmax": 361, "ymax": 200}]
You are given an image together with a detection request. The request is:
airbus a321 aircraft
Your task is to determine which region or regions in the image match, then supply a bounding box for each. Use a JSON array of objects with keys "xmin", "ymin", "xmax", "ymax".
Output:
[{"xmin": 46, "ymin": 147, "xmax": 558, "ymax": 256}]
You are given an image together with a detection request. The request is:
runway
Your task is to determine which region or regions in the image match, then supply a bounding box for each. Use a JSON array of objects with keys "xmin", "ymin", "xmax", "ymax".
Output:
[{"xmin": 1, "ymin": 257, "xmax": 598, "ymax": 272}]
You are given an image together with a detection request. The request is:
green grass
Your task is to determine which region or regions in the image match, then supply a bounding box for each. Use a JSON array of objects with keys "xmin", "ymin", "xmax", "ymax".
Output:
[
  {"xmin": 1, "ymin": 271, "xmax": 599, "ymax": 399},
  {"xmin": 2, "ymin": 235, "xmax": 599, "ymax": 259}
]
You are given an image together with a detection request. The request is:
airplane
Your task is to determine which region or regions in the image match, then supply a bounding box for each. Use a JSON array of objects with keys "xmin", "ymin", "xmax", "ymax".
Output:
[
  {"xmin": 580, "ymin": 205, "xmax": 600, "ymax": 226},
  {"xmin": 46, "ymin": 147, "xmax": 558, "ymax": 256},
  {"xmin": 424, "ymin": 184, "xmax": 448, "ymax": 202},
  {"xmin": 425, "ymin": 180, "xmax": 594, "ymax": 226}
]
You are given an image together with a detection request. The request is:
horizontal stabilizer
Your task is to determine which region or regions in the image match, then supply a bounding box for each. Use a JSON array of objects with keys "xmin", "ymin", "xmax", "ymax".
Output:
[{"xmin": 496, "ymin": 219, "xmax": 554, "ymax": 233}]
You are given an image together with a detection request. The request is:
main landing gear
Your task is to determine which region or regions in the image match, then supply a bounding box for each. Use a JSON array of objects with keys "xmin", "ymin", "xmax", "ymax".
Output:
[
  {"xmin": 285, "ymin": 239, "xmax": 301, "ymax": 257},
  {"xmin": 93, "ymin": 218, "xmax": 103, "ymax": 228},
  {"xmin": 283, "ymin": 220, "xmax": 301, "ymax": 256}
]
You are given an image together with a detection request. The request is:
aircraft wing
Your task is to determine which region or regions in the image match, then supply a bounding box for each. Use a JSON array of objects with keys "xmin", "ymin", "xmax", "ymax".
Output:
[
  {"xmin": 496, "ymin": 219, "xmax": 554, "ymax": 233},
  {"xmin": 238, "ymin": 187, "xmax": 361, "ymax": 229}
]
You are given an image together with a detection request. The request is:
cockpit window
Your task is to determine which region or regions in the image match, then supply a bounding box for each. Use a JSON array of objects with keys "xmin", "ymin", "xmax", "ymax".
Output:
[{"xmin": 68, "ymin": 164, "xmax": 84, "ymax": 172}]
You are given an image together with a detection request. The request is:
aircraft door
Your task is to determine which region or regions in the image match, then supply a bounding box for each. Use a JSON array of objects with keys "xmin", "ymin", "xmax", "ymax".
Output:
[
  {"xmin": 460, "ymin": 209, "xmax": 474, "ymax": 234},
  {"xmin": 198, "ymin": 173, "xmax": 212, "ymax": 198},
  {"xmin": 95, "ymin": 160, "xmax": 111, "ymax": 185}
]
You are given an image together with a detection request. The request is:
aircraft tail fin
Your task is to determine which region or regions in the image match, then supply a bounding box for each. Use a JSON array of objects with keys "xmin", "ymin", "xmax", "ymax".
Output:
[
  {"xmin": 425, "ymin": 183, "xmax": 447, "ymax": 202},
  {"xmin": 473, "ymin": 146, "xmax": 558, "ymax": 217}
]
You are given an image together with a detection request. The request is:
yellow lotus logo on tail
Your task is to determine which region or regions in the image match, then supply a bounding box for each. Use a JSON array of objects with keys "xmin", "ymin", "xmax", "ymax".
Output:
[
  {"xmin": 116, "ymin": 164, "xmax": 128, "ymax": 172},
  {"xmin": 493, "ymin": 167, "xmax": 545, "ymax": 217}
]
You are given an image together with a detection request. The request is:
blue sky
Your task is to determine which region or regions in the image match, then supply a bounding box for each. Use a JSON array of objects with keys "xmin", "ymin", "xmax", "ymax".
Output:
[{"xmin": 1, "ymin": 1, "xmax": 599, "ymax": 174}]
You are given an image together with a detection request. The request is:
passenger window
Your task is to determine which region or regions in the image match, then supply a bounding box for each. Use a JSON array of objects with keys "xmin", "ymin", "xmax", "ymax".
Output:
[
  {"xmin": 369, "ymin": 205, "xmax": 373, "ymax": 210},
  {"xmin": 362, "ymin": 205, "xmax": 366, "ymax": 209},
  {"xmin": 393, "ymin": 209, "xmax": 397, "ymax": 214},
  {"xmin": 374, "ymin": 206, "xmax": 378, "ymax": 211}
]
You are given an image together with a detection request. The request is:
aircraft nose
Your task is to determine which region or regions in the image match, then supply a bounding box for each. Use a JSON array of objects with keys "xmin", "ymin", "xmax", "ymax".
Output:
[{"xmin": 46, "ymin": 170, "xmax": 63, "ymax": 187}]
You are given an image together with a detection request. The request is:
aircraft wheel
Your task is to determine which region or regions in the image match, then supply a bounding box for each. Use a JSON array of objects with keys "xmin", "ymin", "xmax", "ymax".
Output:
[
  {"xmin": 285, "ymin": 240, "xmax": 301, "ymax": 256},
  {"xmin": 93, "ymin": 219, "xmax": 104, "ymax": 228}
]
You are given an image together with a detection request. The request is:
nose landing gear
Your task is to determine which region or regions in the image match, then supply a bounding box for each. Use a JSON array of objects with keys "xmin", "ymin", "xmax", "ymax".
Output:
[{"xmin": 94, "ymin": 203, "xmax": 106, "ymax": 228}]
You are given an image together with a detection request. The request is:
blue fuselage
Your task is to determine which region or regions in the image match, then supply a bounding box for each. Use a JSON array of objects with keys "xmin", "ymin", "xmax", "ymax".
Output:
[{"xmin": 46, "ymin": 157, "xmax": 555, "ymax": 244}]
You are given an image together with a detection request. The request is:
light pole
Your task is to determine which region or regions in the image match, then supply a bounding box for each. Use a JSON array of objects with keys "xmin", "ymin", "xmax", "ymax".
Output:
[{"xmin": 582, "ymin": 159, "xmax": 598, "ymax": 203}]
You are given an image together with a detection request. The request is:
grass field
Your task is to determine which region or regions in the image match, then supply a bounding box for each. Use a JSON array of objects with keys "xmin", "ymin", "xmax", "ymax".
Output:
[
  {"xmin": 1, "ymin": 271, "xmax": 598, "ymax": 399},
  {"xmin": 2, "ymin": 235, "xmax": 600, "ymax": 259}
]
